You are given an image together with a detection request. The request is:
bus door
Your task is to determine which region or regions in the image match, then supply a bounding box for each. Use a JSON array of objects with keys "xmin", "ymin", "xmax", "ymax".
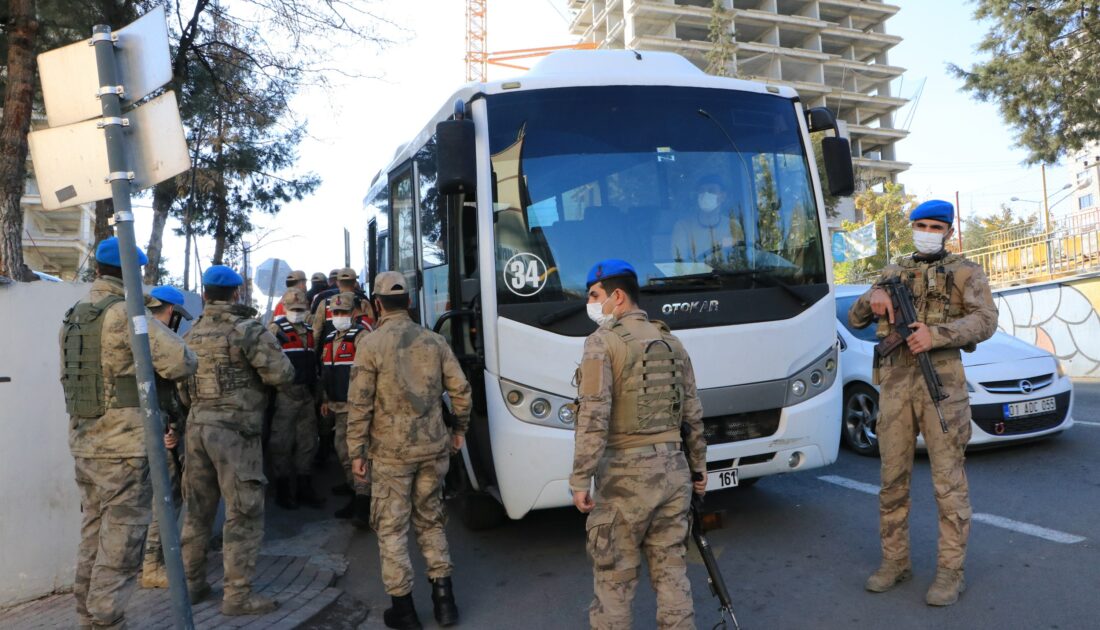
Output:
[
  {"xmin": 388, "ymin": 164, "xmax": 421, "ymax": 323},
  {"xmin": 414, "ymin": 139, "xmax": 450, "ymax": 330}
]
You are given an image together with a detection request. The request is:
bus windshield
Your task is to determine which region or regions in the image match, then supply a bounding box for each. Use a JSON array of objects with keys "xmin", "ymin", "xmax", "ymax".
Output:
[{"xmin": 488, "ymin": 85, "xmax": 826, "ymax": 313}]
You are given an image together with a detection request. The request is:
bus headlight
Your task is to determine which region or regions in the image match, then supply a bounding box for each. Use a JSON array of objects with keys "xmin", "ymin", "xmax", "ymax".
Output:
[
  {"xmin": 791, "ymin": 379, "xmax": 807, "ymax": 397},
  {"xmin": 499, "ymin": 378, "xmax": 576, "ymax": 430},
  {"xmin": 530, "ymin": 398, "xmax": 551, "ymax": 419},
  {"xmin": 784, "ymin": 346, "xmax": 839, "ymax": 406}
]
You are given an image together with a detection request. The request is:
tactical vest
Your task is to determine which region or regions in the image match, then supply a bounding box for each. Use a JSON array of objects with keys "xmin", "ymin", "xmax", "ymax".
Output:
[
  {"xmin": 187, "ymin": 311, "xmax": 263, "ymax": 402},
  {"xmin": 274, "ymin": 317, "xmax": 317, "ymax": 385},
  {"xmin": 876, "ymin": 253, "xmax": 978, "ymax": 352},
  {"xmin": 321, "ymin": 326, "xmax": 364, "ymax": 402},
  {"xmin": 61, "ymin": 295, "xmax": 140, "ymax": 418},
  {"xmin": 606, "ymin": 319, "xmax": 687, "ymax": 436}
]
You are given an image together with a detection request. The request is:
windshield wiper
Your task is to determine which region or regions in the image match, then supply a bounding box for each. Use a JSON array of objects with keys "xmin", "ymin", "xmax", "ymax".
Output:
[
  {"xmin": 643, "ymin": 268, "xmax": 808, "ymax": 307},
  {"xmin": 538, "ymin": 302, "xmax": 586, "ymax": 325}
]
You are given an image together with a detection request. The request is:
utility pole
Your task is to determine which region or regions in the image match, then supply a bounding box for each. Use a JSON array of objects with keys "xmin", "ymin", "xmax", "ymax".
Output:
[
  {"xmin": 91, "ymin": 22, "xmax": 193, "ymax": 629},
  {"xmin": 955, "ymin": 190, "xmax": 963, "ymax": 251},
  {"xmin": 1042, "ymin": 163, "xmax": 1051, "ymax": 233}
]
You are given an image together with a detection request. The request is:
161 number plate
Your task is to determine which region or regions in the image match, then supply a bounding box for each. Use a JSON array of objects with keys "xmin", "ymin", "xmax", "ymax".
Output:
[{"xmin": 706, "ymin": 468, "xmax": 739, "ymax": 491}]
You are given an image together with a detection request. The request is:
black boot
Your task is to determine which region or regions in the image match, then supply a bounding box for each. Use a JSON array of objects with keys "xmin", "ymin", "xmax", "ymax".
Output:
[
  {"xmin": 331, "ymin": 482, "xmax": 353, "ymax": 496},
  {"xmin": 430, "ymin": 577, "xmax": 458, "ymax": 627},
  {"xmin": 351, "ymin": 494, "xmax": 372, "ymax": 530},
  {"xmin": 274, "ymin": 477, "xmax": 298, "ymax": 510},
  {"xmin": 334, "ymin": 494, "xmax": 356, "ymax": 519},
  {"xmin": 383, "ymin": 594, "xmax": 422, "ymax": 630},
  {"xmin": 296, "ymin": 475, "xmax": 326, "ymax": 508}
]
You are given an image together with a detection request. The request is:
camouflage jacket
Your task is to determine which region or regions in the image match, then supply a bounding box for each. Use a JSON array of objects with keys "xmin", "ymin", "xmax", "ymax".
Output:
[
  {"xmin": 181, "ymin": 302, "xmax": 294, "ymax": 435},
  {"xmin": 346, "ymin": 310, "xmax": 472, "ymax": 464},
  {"xmin": 63, "ymin": 276, "xmax": 197, "ymax": 459},
  {"xmin": 848, "ymin": 252, "xmax": 998, "ymax": 377},
  {"xmin": 570, "ymin": 309, "xmax": 706, "ymax": 493}
]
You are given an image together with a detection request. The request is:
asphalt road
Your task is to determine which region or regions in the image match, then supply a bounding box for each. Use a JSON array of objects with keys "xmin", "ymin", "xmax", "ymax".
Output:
[{"xmin": 326, "ymin": 381, "xmax": 1100, "ymax": 630}]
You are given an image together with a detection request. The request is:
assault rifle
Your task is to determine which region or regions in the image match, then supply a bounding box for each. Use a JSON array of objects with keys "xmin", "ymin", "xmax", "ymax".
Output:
[
  {"xmin": 689, "ymin": 483, "xmax": 741, "ymax": 630},
  {"xmin": 874, "ymin": 277, "xmax": 949, "ymax": 433}
]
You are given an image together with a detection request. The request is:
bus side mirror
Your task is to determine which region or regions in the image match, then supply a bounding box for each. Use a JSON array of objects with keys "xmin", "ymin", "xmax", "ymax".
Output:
[
  {"xmin": 821, "ymin": 136, "xmax": 855, "ymax": 197},
  {"xmin": 437, "ymin": 102, "xmax": 476, "ymax": 195}
]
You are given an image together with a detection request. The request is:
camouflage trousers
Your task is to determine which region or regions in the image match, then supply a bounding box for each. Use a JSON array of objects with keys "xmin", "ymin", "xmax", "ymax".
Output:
[
  {"xmin": 334, "ymin": 411, "xmax": 369, "ymax": 495},
  {"xmin": 73, "ymin": 456, "xmax": 152, "ymax": 628},
  {"xmin": 180, "ymin": 423, "xmax": 267, "ymax": 600},
  {"xmin": 270, "ymin": 385, "xmax": 319, "ymax": 477},
  {"xmin": 143, "ymin": 448, "xmax": 183, "ymax": 570},
  {"xmin": 877, "ymin": 360, "xmax": 972, "ymax": 571},
  {"xmin": 371, "ymin": 455, "xmax": 453, "ymax": 596},
  {"xmin": 587, "ymin": 446, "xmax": 694, "ymax": 630}
]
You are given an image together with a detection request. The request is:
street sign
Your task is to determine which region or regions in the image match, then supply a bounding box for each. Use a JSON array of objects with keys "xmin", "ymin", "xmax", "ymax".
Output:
[
  {"xmin": 255, "ymin": 258, "xmax": 293, "ymax": 298},
  {"xmin": 37, "ymin": 5, "xmax": 172, "ymax": 128},
  {"xmin": 29, "ymin": 90, "xmax": 190, "ymax": 210}
]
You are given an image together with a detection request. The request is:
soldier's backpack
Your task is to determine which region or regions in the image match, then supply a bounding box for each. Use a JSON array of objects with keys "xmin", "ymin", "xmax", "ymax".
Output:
[{"xmin": 60, "ymin": 295, "xmax": 139, "ymax": 418}]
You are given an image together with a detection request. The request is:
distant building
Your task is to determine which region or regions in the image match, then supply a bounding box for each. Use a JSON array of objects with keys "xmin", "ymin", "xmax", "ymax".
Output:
[
  {"xmin": 568, "ymin": 0, "xmax": 911, "ymax": 225},
  {"xmin": 22, "ymin": 171, "xmax": 96, "ymax": 281},
  {"xmin": 1071, "ymin": 142, "xmax": 1100, "ymax": 215}
]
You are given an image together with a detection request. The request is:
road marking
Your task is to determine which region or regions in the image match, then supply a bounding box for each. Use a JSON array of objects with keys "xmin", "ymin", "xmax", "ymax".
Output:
[
  {"xmin": 818, "ymin": 475, "xmax": 1086, "ymax": 544},
  {"xmin": 1075, "ymin": 420, "xmax": 1100, "ymax": 427}
]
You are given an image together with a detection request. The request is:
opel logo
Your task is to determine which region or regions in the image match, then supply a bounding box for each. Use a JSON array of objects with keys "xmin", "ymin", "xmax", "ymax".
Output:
[{"xmin": 1019, "ymin": 379, "xmax": 1033, "ymax": 393}]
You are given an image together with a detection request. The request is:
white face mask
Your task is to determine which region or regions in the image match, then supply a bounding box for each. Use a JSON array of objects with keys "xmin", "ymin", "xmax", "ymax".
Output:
[
  {"xmin": 586, "ymin": 298, "xmax": 615, "ymax": 327},
  {"xmin": 698, "ymin": 192, "xmax": 719, "ymax": 212},
  {"xmin": 286, "ymin": 311, "xmax": 306, "ymax": 324},
  {"xmin": 332, "ymin": 316, "xmax": 352, "ymax": 331},
  {"xmin": 912, "ymin": 230, "xmax": 946, "ymax": 255}
]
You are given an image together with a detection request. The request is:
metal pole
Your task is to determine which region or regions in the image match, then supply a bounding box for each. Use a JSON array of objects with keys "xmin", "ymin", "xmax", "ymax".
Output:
[
  {"xmin": 1042, "ymin": 163, "xmax": 1054, "ymax": 278},
  {"xmin": 92, "ymin": 24, "xmax": 194, "ymax": 630},
  {"xmin": 955, "ymin": 190, "xmax": 963, "ymax": 251},
  {"xmin": 344, "ymin": 228, "xmax": 351, "ymax": 267},
  {"xmin": 883, "ymin": 214, "xmax": 890, "ymax": 261}
]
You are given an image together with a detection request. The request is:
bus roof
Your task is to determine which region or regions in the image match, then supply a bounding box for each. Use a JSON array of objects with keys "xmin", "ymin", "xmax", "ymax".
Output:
[{"xmin": 364, "ymin": 50, "xmax": 801, "ymax": 203}]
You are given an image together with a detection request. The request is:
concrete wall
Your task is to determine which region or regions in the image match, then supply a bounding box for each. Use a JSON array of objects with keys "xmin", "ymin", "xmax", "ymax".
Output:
[
  {"xmin": 995, "ymin": 274, "xmax": 1100, "ymax": 377},
  {"xmin": 0, "ymin": 281, "xmax": 88, "ymax": 608}
]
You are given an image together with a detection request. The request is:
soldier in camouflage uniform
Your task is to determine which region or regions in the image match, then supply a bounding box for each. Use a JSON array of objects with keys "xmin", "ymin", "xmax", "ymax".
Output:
[
  {"xmin": 571, "ymin": 259, "xmax": 707, "ymax": 630},
  {"xmin": 141, "ymin": 285, "xmax": 195, "ymax": 590},
  {"xmin": 347, "ymin": 271, "xmax": 472, "ymax": 630},
  {"xmin": 848, "ymin": 200, "xmax": 998, "ymax": 607},
  {"xmin": 179, "ymin": 265, "xmax": 296, "ymax": 616},
  {"xmin": 267, "ymin": 287, "xmax": 325, "ymax": 511},
  {"xmin": 60, "ymin": 238, "xmax": 197, "ymax": 629}
]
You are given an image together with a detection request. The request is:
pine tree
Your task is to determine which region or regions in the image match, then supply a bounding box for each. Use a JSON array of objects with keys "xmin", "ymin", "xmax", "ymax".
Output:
[{"xmin": 949, "ymin": 1, "xmax": 1100, "ymax": 163}]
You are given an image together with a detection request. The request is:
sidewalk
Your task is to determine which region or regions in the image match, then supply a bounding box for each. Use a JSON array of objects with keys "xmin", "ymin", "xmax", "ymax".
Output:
[{"xmin": 0, "ymin": 473, "xmax": 368, "ymax": 629}]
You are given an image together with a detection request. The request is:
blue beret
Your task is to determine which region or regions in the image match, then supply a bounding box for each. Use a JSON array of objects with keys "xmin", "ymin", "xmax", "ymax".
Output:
[
  {"xmin": 95, "ymin": 236, "xmax": 148, "ymax": 267},
  {"xmin": 150, "ymin": 285, "xmax": 185, "ymax": 306},
  {"xmin": 587, "ymin": 259, "xmax": 637, "ymax": 288},
  {"xmin": 202, "ymin": 265, "xmax": 243, "ymax": 288},
  {"xmin": 909, "ymin": 200, "xmax": 954, "ymax": 225}
]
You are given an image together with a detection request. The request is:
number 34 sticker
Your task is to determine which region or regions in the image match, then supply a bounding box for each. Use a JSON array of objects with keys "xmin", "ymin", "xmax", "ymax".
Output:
[{"xmin": 504, "ymin": 252, "xmax": 550, "ymax": 297}]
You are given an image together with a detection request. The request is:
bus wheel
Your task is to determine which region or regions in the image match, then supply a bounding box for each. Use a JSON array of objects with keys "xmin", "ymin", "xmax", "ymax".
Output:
[{"xmin": 459, "ymin": 492, "xmax": 508, "ymax": 531}]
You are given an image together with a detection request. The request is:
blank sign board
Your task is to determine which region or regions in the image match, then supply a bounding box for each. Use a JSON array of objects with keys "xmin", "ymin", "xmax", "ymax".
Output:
[
  {"xmin": 38, "ymin": 6, "xmax": 172, "ymax": 128},
  {"xmin": 29, "ymin": 91, "xmax": 191, "ymax": 210}
]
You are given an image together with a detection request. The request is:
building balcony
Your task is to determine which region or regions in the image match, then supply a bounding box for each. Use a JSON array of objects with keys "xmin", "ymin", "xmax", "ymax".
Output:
[{"xmin": 853, "ymin": 156, "xmax": 910, "ymax": 174}]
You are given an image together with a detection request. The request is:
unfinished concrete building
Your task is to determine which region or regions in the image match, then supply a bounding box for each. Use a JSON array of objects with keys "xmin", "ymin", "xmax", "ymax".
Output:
[{"xmin": 568, "ymin": 0, "xmax": 911, "ymax": 202}]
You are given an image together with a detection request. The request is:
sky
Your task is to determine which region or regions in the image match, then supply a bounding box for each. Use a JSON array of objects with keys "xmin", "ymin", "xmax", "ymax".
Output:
[{"xmin": 136, "ymin": 0, "xmax": 1077, "ymax": 291}]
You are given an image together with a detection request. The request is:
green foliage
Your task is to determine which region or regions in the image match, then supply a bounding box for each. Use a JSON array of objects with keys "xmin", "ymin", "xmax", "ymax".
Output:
[
  {"xmin": 705, "ymin": 0, "xmax": 735, "ymax": 77},
  {"xmin": 949, "ymin": 1, "xmax": 1100, "ymax": 163},
  {"xmin": 961, "ymin": 204, "xmax": 1039, "ymax": 252},
  {"xmin": 833, "ymin": 182, "xmax": 916, "ymax": 283}
]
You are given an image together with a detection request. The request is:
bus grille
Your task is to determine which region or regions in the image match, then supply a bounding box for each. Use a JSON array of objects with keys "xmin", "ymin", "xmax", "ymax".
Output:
[{"xmin": 703, "ymin": 409, "xmax": 781, "ymax": 445}]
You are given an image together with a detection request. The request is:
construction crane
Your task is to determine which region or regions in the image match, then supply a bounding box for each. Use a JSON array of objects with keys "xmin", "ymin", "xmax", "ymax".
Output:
[{"xmin": 465, "ymin": 0, "xmax": 596, "ymax": 83}]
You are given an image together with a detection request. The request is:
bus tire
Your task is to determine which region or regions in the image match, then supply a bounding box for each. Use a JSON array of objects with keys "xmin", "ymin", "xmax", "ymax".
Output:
[{"xmin": 459, "ymin": 492, "xmax": 508, "ymax": 531}]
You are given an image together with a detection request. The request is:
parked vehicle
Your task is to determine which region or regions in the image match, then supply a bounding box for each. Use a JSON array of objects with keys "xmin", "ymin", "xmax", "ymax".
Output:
[{"xmin": 835, "ymin": 284, "xmax": 1074, "ymax": 456}]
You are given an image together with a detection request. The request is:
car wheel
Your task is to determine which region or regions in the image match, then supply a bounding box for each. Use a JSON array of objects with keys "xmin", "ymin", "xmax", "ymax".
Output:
[{"xmin": 842, "ymin": 383, "xmax": 880, "ymax": 457}]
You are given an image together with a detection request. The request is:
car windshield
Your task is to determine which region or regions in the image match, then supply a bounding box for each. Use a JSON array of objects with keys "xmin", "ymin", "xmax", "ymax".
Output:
[
  {"xmin": 487, "ymin": 86, "xmax": 826, "ymax": 306},
  {"xmin": 835, "ymin": 295, "xmax": 879, "ymax": 342}
]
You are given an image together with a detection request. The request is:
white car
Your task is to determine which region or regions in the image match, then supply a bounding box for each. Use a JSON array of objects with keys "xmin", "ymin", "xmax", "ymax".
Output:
[{"xmin": 835, "ymin": 284, "xmax": 1074, "ymax": 456}]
